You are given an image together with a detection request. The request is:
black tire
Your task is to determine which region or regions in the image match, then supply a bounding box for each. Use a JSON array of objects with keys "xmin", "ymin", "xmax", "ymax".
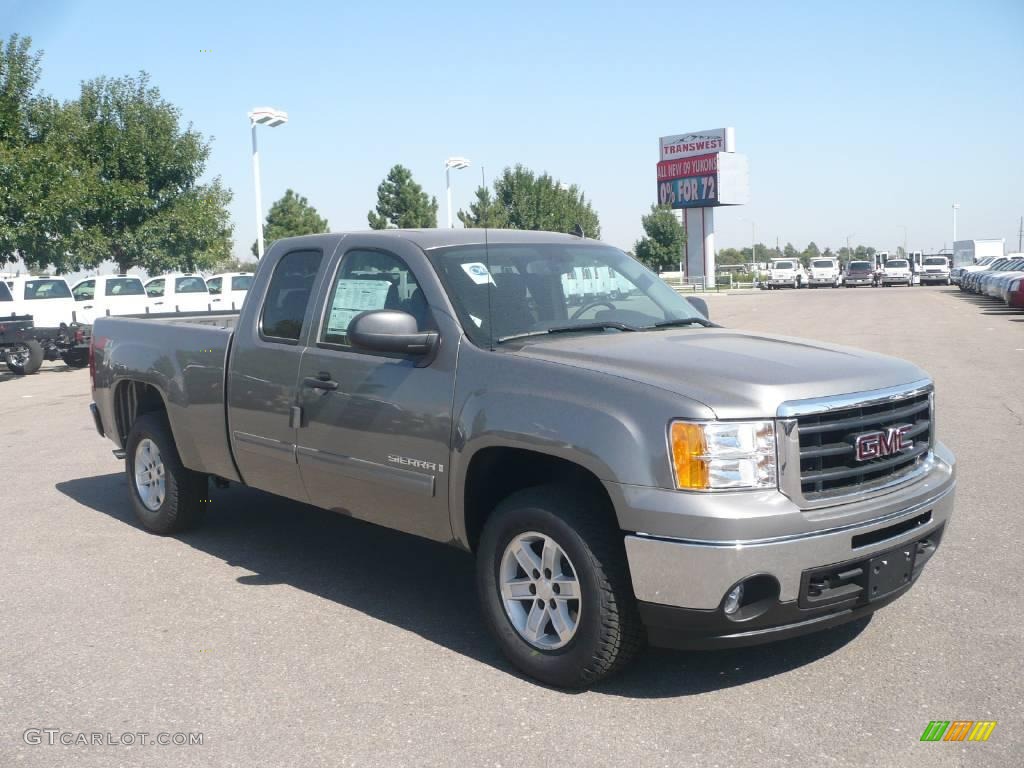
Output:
[
  {"xmin": 5, "ymin": 339, "xmax": 44, "ymax": 375},
  {"xmin": 125, "ymin": 412, "xmax": 206, "ymax": 535},
  {"xmin": 477, "ymin": 484, "xmax": 644, "ymax": 688}
]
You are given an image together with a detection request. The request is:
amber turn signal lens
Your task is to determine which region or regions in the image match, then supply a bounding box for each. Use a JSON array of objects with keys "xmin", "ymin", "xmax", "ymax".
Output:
[{"xmin": 670, "ymin": 421, "xmax": 710, "ymax": 490}]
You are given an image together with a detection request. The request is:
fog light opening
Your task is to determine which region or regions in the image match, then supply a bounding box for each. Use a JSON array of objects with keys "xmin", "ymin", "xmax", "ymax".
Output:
[{"xmin": 721, "ymin": 574, "xmax": 780, "ymax": 622}]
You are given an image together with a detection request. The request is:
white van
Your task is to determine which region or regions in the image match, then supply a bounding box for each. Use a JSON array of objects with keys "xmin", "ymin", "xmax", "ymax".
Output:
[
  {"xmin": 144, "ymin": 273, "xmax": 212, "ymax": 312},
  {"xmin": 807, "ymin": 258, "xmax": 842, "ymax": 288},
  {"xmin": 71, "ymin": 276, "xmax": 150, "ymax": 323},
  {"xmin": 3, "ymin": 276, "xmax": 78, "ymax": 328},
  {"xmin": 207, "ymin": 272, "xmax": 254, "ymax": 310}
]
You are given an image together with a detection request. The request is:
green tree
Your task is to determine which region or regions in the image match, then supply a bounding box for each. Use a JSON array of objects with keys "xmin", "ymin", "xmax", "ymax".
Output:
[
  {"xmin": 633, "ymin": 205, "xmax": 685, "ymax": 271},
  {"xmin": 1, "ymin": 39, "xmax": 233, "ymax": 274},
  {"xmin": 800, "ymin": 241, "xmax": 821, "ymax": 268},
  {"xmin": 251, "ymin": 189, "xmax": 328, "ymax": 256},
  {"xmin": 459, "ymin": 165, "xmax": 600, "ymax": 237},
  {"xmin": 456, "ymin": 186, "xmax": 507, "ymax": 229},
  {"xmin": 783, "ymin": 242, "xmax": 800, "ymax": 261},
  {"xmin": 717, "ymin": 247, "xmax": 745, "ymax": 266},
  {"xmin": 367, "ymin": 164, "xmax": 438, "ymax": 229}
]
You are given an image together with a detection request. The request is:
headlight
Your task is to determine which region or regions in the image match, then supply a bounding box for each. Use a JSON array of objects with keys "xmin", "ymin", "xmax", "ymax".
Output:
[{"xmin": 669, "ymin": 420, "xmax": 777, "ymax": 491}]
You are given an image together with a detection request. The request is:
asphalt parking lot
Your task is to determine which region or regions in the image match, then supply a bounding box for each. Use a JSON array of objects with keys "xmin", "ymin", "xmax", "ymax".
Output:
[{"xmin": 2, "ymin": 286, "xmax": 1022, "ymax": 768}]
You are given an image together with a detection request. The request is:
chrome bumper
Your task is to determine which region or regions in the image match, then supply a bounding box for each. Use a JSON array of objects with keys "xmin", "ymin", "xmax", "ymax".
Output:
[{"xmin": 624, "ymin": 477, "xmax": 953, "ymax": 610}]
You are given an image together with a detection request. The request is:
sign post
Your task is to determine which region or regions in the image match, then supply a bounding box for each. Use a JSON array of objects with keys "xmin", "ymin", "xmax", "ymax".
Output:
[{"xmin": 657, "ymin": 128, "xmax": 748, "ymax": 288}]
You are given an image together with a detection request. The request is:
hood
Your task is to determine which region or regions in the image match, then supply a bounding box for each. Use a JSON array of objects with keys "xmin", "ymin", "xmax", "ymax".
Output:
[{"xmin": 508, "ymin": 328, "xmax": 927, "ymax": 419}]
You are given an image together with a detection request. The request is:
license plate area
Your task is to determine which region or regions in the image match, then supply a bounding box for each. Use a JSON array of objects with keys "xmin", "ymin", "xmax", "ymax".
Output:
[{"xmin": 867, "ymin": 545, "xmax": 916, "ymax": 601}]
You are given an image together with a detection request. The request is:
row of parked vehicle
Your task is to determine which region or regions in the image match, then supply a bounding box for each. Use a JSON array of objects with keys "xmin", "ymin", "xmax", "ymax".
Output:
[
  {"xmin": 0, "ymin": 270, "xmax": 253, "ymax": 375},
  {"xmin": 953, "ymin": 255, "xmax": 1024, "ymax": 308},
  {"xmin": 762, "ymin": 255, "xmax": 953, "ymax": 289}
]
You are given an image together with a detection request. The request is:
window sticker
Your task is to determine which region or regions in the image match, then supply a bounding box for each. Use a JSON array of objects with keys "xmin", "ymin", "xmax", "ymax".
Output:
[
  {"xmin": 326, "ymin": 279, "xmax": 392, "ymax": 335},
  {"xmin": 460, "ymin": 262, "xmax": 495, "ymax": 285}
]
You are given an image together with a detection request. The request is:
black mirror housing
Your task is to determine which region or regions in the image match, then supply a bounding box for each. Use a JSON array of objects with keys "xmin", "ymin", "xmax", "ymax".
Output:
[
  {"xmin": 686, "ymin": 296, "xmax": 709, "ymax": 319},
  {"xmin": 348, "ymin": 310, "xmax": 437, "ymax": 356}
]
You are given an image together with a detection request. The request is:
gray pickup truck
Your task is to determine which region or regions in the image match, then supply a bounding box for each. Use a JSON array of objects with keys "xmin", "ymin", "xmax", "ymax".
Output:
[{"xmin": 89, "ymin": 230, "xmax": 955, "ymax": 688}]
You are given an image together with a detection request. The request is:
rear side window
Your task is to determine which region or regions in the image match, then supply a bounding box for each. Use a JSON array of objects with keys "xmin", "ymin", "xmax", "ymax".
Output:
[
  {"xmin": 105, "ymin": 278, "xmax": 145, "ymax": 296},
  {"xmin": 231, "ymin": 275, "xmax": 254, "ymax": 291},
  {"xmin": 25, "ymin": 279, "xmax": 72, "ymax": 299},
  {"xmin": 73, "ymin": 280, "xmax": 96, "ymax": 301},
  {"xmin": 146, "ymin": 279, "xmax": 165, "ymax": 297},
  {"xmin": 207, "ymin": 277, "xmax": 222, "ymax": 295},
  {"xmin": 261, "ymin": 250, "xmax": 323, "ymax": 341},
  {"xmin": 175, "ymin": 276, "xmax": 208, "ymax": 294},
  {"xmin": 0, "ymin": 282, "xmax": 12, "ymax": 301}
]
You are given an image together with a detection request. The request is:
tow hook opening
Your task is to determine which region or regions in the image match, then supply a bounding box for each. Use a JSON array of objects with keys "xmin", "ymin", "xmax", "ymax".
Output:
[{"xmin": 721, "ymin": 574, "xmax": 780, "ymax": 622}]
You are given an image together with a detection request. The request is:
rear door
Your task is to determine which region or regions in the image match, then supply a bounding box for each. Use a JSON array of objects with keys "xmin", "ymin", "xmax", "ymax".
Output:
[
  {"xmin": 294, "ymin": 237, "xmax": 457, "ymax": 542},
  {"xmin": 227, "ymin": 248, "xmax": 329, "ymax": 502}
]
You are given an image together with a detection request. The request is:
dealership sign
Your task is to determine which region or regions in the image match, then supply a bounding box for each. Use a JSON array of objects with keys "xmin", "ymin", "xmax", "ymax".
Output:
[
  {"xmin": 656, "ymin": 151, "xmax": 749, "ymax": 209},
  {"xmin": 659, "ymin": 128, "xmax": 735, "ymax": 161}
]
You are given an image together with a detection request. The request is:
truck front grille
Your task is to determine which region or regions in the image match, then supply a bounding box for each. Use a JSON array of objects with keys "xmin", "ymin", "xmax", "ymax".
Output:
[{"xmin": 796, "ymin": 391, "xmax": 932, "ymax": 497}]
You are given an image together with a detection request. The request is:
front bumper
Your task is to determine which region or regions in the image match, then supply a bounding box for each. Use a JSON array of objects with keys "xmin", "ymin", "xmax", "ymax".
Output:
[
  {"xmin": 844, "ymin": 277, "xmax": 873, "ymax": 285},
  {"xmin": 919, "ymin": 273, "xmax": 950, "ymax": 283},
  {"xmin": 614, "ymin": 443, "xmax": 955, "ymax": 648}
]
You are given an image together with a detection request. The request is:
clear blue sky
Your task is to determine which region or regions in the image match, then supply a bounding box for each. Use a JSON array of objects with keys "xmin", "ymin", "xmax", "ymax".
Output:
[{"xmin": 5, "ymin": 0, "xmax": 1023, "ymax": 262}]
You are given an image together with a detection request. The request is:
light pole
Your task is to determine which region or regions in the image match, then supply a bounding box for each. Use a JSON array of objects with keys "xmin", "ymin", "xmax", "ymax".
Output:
[
  {"xmin": 952, "ymin": 202, "xmax": 960, "ymax": 244},
  {"xmin": 846, "ymin": 233, "xmax": 855, "ymax": 263},
  {"xmin": 740, "ymin": 218, "xmax": 756, "ymax": 272},
  {"xmin": 445, "ymin": 157, "xmax": 471, "ymax": 228},
  {"xmin": 900, "ymin": 225, "xmax": 907, "ymax": 256},
  {"xmin": 248, "ymin": 107, "xmax": 288, "ymax": 258}
]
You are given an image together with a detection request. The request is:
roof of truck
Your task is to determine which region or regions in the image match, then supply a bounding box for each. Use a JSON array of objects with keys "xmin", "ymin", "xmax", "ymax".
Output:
[{"xmin": 274, "ymin": 229, "xmax": 594, "ymax": 252}]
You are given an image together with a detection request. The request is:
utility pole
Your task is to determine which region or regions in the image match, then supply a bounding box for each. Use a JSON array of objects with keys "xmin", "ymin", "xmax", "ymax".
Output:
[
  {"xmin": 952, "ymin": 202, "xmax": 960, "ymax": 244},
  {"xmin": 1018, "ymin": 216, "xmax": 1022, "ymax": 253}
]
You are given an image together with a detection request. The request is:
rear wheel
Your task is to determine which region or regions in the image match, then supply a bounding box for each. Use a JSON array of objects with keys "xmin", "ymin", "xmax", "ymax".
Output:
[
  {"xmin": 125, "ymin": 413, "xmax": 206, "ymax": 534},
  {"xmin": 5, "ymin": 340, "xmax": 44, "ymax": 375},
  {"xmin": 477, "ymin": 484, "xmax": 644, "ymax": 688}
]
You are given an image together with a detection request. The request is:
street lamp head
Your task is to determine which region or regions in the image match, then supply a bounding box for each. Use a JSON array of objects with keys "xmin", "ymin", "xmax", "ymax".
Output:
[
  {"xmin": 445, "ymin": 157, "xmax": 471, "ymax": 170},
  {"xmin": 249, "ymin": 107, "xmax": 288, "ymax": 127}
]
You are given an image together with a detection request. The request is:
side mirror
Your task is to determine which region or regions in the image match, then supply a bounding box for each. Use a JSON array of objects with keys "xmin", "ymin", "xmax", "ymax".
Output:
[
  {"xmin": 349, "ymin": 310, "xmax": 438, "ymax": 356},
  {"xmin": 686, "ymin": 296, "xmax": 709, "ymax": 319}
]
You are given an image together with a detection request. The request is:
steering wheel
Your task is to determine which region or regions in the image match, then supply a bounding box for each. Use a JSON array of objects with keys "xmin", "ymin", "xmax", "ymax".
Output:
[{"xmin": 570, "ymin": 300, "xmax": 616, "ymax": 320}]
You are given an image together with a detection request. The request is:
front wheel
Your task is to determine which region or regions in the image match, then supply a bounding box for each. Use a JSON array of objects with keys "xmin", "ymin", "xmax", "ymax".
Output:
[
  {"xmin": 125, "ymin": 413, "xmax": 207, "ymax": 534},
  {"xmin": 5, "ymin": 339, "xmax": 44, "ymax": 375},
  {"xmin": 477, "ymin": 485, "xmax": 644, "ymax": 688}
]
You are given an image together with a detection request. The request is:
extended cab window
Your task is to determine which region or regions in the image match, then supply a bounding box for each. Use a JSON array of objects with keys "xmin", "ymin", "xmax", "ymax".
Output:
[
  {"xmin": 0, "ymin": 282, "xmax": 12, "ymax": 302},
  {"xmin": 320, "ymin": 250, "xmax": 425, "ymax": 346},
  {"xmin": 73, "ymin": 280, "xmax": 96, "ymax": 301},
  {"xmin": 232, "ymin": 275, "xmax": 253, "ymax": 291},
  {"xmin": 175, "ymin": 277, "xmax": 207, "ymax": 293},
  {"xmin": 261, "ymin": 249, "xmax": 323, "ymax": 341},
  {"xmin": 25, "ymin": 279, "xmax": 72, "ymax": 299},
  {"xmin": 146, "ymin": 279, "xmax": 165, "ymax": 297},
  {"xmin": 207, "ymin": 277, "xmax": 222, "ymax": 295},
  {"xmin": 105, "ymin": 278, "xmax": 145, "ymax": 296}
]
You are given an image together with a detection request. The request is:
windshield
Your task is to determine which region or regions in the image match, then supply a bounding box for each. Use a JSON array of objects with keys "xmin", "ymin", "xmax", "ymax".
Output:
[
  {"xmin": 886, "ymin": 260, "xmax": 908, "ymax": 268},
  {"xmin": 0, "ymin": 282, "xmax": 12, "ymax": 301},
  {"xmin": 772, "ymin": 261, "xmax": 794, "ymax": 270},
  {"xmin": 848, "ymin": 261, "xmax": 871, "ymax": 271},
  {"xmin": 105, "ymin": 277, "xmax": 145, "ymax": 296},
  {"xmin": 175, "ymin": 276, "xmax": 208, "ymax": 293},
  {"xmin": 231, "ymin": 275, "xmax": 254, "ymax": 291},
  {"xmin": 923, "ymin": 257, "xmax": 947, "ymax": 266},
  {"xmin": 812, "ymin": 260, "xmax": 834, "ymax": 268},
  {"xmin": 24, "ymin": 279, "xmax": 72, "ymax": 299},
  {"xmin": 427, "ymin": 243, "xmax": 705, "ymax": 345}
]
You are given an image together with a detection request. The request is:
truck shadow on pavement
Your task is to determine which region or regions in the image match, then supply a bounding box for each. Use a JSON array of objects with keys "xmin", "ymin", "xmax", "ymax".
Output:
[{"xmin": 56, "ymin": 472, "xmax": 868, "ymax": 699}]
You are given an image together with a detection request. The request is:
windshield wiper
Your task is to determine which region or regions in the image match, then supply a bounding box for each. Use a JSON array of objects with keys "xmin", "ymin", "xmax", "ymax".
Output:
[
  {"xmin": 496, "ymin": 321, "xmax": 639, "ymax": 344},
  {"xmin": 649, "ymin": 317, "xmax": 717, "ymax": 329}
]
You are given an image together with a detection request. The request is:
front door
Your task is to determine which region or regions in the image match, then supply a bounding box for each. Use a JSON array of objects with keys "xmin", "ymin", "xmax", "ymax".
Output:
[{"xmin": 295, "ymin": 240, "xmax": 457, "ymax": 542}]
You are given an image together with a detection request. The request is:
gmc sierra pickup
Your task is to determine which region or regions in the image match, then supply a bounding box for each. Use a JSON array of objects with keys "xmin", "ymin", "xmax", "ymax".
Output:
[{"xmin": 89, "ymin": 230, "xmax": 956, "ymax": 688}]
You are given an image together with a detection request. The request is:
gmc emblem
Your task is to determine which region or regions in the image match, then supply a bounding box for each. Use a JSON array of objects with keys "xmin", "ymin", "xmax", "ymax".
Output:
[{"xmin": 854, "ymin": 424, "xmax": 913, "ymax": 461}]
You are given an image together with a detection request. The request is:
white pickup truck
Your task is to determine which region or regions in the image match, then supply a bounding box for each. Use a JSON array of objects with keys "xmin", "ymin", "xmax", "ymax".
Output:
[
  {"xmin": 144, "ymin": 273, "xmax": 213, "ymax": 313},
  {"xmin": 765, "ymin": 259, "xmax": 805, "ymax": 289},
  {"xmin": 71, "ymin": 276, "xmax": 150, "ymax": 323},
  {"xmin": 880, "ymin": 259, "xmax": 913, "ymax": 287},
  {"xmin": 3, "ymin": 276, "xmax": 78, "ymax": 327},
  {"xmin": 807, "ymin": 258, "xmax": 842, "ymax": 288},
  {"xmin": 917, "ymin": 256, "xmax": 951, "ymax": 286}
]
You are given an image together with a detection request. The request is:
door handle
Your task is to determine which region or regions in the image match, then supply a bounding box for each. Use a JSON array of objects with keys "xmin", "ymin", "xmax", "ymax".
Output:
[{"xmin": 303, "ymin": 375, "xmax": 338, "ymax": 391}]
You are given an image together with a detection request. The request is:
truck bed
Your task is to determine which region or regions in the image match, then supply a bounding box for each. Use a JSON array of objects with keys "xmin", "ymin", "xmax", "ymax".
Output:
[{"xmin": 92, "ymin": 310, "xmax": 241, "ymax": 482}]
